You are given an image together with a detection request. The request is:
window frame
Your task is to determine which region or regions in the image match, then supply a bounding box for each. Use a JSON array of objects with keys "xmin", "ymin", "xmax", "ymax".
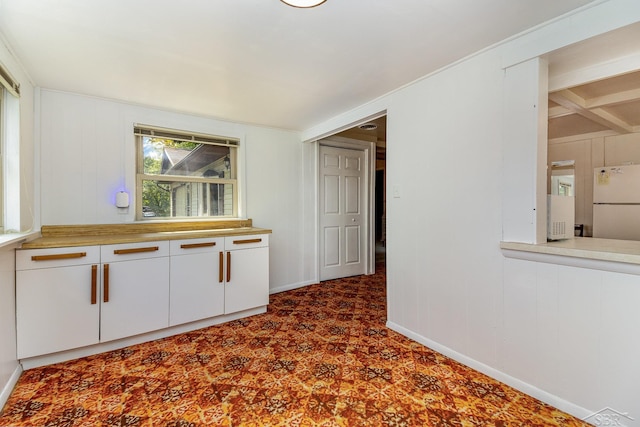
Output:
[
  {"xmin": 134, "ymin": 125, "xmax": 240, "ymax": 221},
  {"xmin": 0, "ymin": 90, "xmax": 4, "ymax": 233}
]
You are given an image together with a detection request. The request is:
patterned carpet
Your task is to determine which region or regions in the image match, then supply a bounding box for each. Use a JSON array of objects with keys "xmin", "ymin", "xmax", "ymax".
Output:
[{"xmin": 0, "ymin": 264, "xmax": 590, "ymax": 426}]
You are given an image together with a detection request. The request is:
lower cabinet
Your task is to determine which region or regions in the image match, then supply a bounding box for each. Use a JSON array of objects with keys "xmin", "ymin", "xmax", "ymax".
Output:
[
  {"xmin": 169, "ymin": 234, "xmax": 269, "ymax": 326},
  {"xmin": 169, "ymin": 237, "xmax": 225, "ymax": 326},
  {"xmin": 224, "ymin": 235, "xmax": 269, "ymax": 314},
  {"xmin": 16, "ymin": 234, "xmax": 270, "ymax": 359},
  {"xmin": 15, "ymin": 246, "xmax": 101, "ymax": 359},
  {"xmin": 100, "ymin": 241, "xmax": 170, "ymax": 342}
]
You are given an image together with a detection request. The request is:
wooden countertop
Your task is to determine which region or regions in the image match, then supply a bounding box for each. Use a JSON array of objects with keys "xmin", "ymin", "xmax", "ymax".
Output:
[{"xmin": 21, "ymin": 220, "xmax": 272, "ymax": 249}]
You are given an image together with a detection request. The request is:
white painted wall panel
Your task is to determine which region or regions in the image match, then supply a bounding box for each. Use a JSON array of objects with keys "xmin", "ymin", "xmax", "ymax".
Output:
[
  {"xmin": 38, "ymin": 90, "xmax": 306, "ymax": 293},
  {"xmin": 598, "ymin": 272, "xmax": 640, "ymax": 421},
  {"xmin": 501, "ymin": 259, "xmax": 640, "ymax": 424},
  {"xmin": 243, "ymin": 126, "xmax": 304, "ymax": 290},
  {"xmin": 534, "ymin": 262, "xmax": 561, "ymax": 396},
  {"xmin": 502, "ymin": 258, "xmax": 538, "ymax": 385}
]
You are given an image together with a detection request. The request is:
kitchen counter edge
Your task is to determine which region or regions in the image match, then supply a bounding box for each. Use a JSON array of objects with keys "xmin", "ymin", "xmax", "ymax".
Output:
[
  {"xmin": 20, "ymin": 227, "xmax": 272, "ymax": 249},
  {"xmin": 501, "ymin": 237, "xmax": 640, "ymax": 274}
]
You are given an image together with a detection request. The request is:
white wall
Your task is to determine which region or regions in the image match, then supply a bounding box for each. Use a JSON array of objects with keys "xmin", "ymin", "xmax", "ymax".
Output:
[
  {"xmin": 0, "ymin": 243, "xmax": 19, "ymax": 406},
  {"xmin": 38, "ymin": 89, "xmax": 307, "ymax": 292},
  {"xmin": 304, "ymin": 0, "xmax": 640, "ymax": 424},
  {"xmin": 502, "ymin": 257, "xmax": 640, "ymax": 421}
]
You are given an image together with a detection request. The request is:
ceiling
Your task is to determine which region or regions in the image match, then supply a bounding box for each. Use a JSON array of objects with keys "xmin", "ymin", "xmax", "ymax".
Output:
[
  {"xmin": 0, "ymin": 0, "xmax": 598, "ymax": 131},
  {"xmin": 546, "ymin": 21, "xmax": 640, "ymax": 141},
  {"xmin": 548, "ymin": 70, "xmax": 640, "ymax": 140}
]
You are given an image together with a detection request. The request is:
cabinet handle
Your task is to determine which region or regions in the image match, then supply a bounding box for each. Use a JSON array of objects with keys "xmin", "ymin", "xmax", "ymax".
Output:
[
  {"xmin": 227, "ymin": 252, "xmax": 231, "ymax": 283},
  {"xmin": 113, "ymin": 246, "xmax": 159, "ymax": 255},
  {"xmin": 180, "ymin": 242, "xmax": 216, "ymax": 249},
  {"xmin": 232, "ymin": 238, "xmax": 262, "ymax": 245},
  {"xmin": 219, "ymin": 251, "xmax": 224, "ymax": 283},
  {"xmin": 103, "ymin": 264, "xmax": 110, "ymax": 303},
  {"xmin": 91, "ymin": 265, "xmax": 97, "ymax": 305},
  {"xmin": 31, "ymin": 252, "xmax": 87, "ymax": 261}
]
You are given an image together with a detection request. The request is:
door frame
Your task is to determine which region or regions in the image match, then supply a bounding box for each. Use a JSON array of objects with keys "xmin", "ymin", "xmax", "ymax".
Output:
[{"xmin": 317, "ymin": 136, "xmax": 376, "ymax": 278}]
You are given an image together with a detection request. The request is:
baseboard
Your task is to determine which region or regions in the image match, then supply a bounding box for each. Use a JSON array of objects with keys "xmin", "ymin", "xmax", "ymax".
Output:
[
  {"xmin": 386, "ymin": 321, "xmax": 593, "ymax": 421},
  {"xmin": 0, "ymin": 364, "xmax": 22, "ymax": 410},
  {"xmin": 270, "ymin": 280, "xmax": 317, "ymax": 294}
]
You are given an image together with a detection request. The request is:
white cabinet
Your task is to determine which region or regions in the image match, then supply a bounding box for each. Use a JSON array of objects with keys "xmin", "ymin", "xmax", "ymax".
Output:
[
  {"xmin": 16, "ymin": 246, "xmax": 101, "ymax": 359},
  {"xmin": 224, "ymin": 234, "xmax": 269, "ymax": 314},
  {"xmin": 100, "ymin": 241, "xmax": 170, "ymax": 342},
  {"xmin": 15, "ymin": 232, "xmax": 269, "ymax": 359},
  {"xmin": 169, "ymin": 237, "xmax": 224, "ymax": 326},
  {"xmin": 169, "ymin": 234, "xmax": 269, "ymax": 325}
]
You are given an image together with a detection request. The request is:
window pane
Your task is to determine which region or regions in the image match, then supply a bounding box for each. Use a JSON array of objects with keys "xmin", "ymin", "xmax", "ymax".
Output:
[
  {"xmin": 141, "ymin": 180, "xmax": 235, "ymax": 218},
  {"xmin": 143, "ymin": 137, "xmax": 233, "ymax": 178}
]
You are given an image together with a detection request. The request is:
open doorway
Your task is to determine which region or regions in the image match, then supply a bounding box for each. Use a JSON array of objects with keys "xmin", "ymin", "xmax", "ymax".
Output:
[
  {"xmin": 546, "ymin": 22, "xmax": 640, "ymax": 239},
  {"xmin": 334, "ymin": 116, "xmax": 387, "ymax": 268}
]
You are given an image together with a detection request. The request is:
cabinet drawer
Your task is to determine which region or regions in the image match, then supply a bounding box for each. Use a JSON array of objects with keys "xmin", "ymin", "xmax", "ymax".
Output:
[
  {"xmin": 16, "ymin": 246, "xmax": 100, "ymax": 270},
  {"xmin": 101, "ymin": 241, "xmax": 169, "ymax": 262},
  {"xmin": 170, "ymin": 237, "xmax": 223, "ymax": 256},
  {"xmin": 224, "ymin": 234, "xmax": 269, "ymax": 250}
]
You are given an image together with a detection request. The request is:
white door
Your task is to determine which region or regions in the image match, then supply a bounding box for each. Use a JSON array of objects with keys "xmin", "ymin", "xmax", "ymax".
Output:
[
  {"xmin": 16, "ymin": 265, "xmax": 100, "ymax": 358},
  {"xmin": 320, "ymin": 145, "xmax": 367, "ymax": 281},
  {"xmin": 225, "ymin": 246, "xmax": 270, "ymax": 314},
  {"xmin": 169, "ymin": 238, "xmax": 225, "ymax": 326},
  {"xmin": 100, "ymin": 257, "xmax": 170, "ymax": 342}
]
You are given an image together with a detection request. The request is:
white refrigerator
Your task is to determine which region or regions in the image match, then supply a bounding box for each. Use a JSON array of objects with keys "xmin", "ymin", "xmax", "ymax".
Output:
[{"xmin": 593, "ymin": 164, "xmax": 640, "ymax": 240}]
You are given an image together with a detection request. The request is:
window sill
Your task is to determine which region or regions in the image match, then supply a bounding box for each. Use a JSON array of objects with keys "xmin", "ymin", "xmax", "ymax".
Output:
[
  {"xmin": 500, "ymin": 237, "xmax": 640, "ymax": 275},
  {"xmin": 0, "ymin": 231, "xmax": 41, "ymax": 250}
]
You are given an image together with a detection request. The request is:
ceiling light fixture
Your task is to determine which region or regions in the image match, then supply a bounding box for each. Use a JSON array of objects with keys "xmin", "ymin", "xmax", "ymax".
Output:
[
  {"xmin": 358, "ymin": 123, "xmax": 378, "ymax": 131},
  {"xmin": 280, "ymin": 0, "xmax": 326, "ymax": 8}
]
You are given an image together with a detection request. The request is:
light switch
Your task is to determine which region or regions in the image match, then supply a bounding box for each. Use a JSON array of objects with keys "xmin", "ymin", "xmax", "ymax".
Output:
[{"xmin": 392, "ymin": 185, "xmax": 400, "ymax": 198}]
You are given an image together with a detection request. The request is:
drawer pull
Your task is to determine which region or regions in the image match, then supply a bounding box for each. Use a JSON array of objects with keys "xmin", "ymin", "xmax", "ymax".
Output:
[
  {"xmin": 103, "ymin": 264, "xmax": 110, "ymax": 303},
  {"xmin": 219, "ymin": 251, "xmax": 224, "ymax": 283},
  {"xmin": 180, "ymin": 242, "xmax": 216, "ymax": 249},
  {"xmin": 113, "ymin": 246, "xmax": 159, "ymax": 255},
  {"xmin": 31, "ymin": 252, "xmax": 87, "ymax": 261},
  {"xmin": 232, "ymin": 238, "xmax": 262, "ymax": 245},
  {"xmin": 227, "ymin": 252, "xmax": 231, "ymax": 282},
  {"xmin": 91, "ymin": 265, "xmax": 97, "ymax": 305}
]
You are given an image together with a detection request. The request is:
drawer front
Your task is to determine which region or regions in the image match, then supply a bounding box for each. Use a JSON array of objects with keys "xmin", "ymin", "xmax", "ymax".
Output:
[
  {"xmin": 170, "ymin": 237, "xmax": 223, "ymax": 256},
  {"xmin": 16, "ymin": 246, "xmax": 100, "ymax": 270},
  {"xmin": 224, "ymin": 234, "xmax": 269, "ymax": 251},
  {"xmin": 101, "ymin": 241, "xmax": 169, "ymax": 263}
]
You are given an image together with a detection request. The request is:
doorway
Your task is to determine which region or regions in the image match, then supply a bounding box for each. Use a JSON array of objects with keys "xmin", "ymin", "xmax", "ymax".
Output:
[
  {"xmin": 319, "ymin": 145, "xmax": 367, "ymax": 281},
  {"xmin": 318, "ymin": 115, "xmax": 387, "ymax": 281}
]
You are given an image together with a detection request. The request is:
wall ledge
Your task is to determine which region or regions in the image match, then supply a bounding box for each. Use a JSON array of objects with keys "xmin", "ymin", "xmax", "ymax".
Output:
[
  {"xmin": 0, "ymin": 231, "xmax": 40, "ymax": 250},
  {"xmin": 501, "ymin": 237, "xmax": 640, "ymax": 275}
]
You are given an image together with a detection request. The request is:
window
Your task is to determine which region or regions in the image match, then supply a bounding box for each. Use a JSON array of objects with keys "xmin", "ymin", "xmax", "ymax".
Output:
[
  {"xmin": 0, "ymin": 63, "xmax": 20, "ymax": 233},
  {"xmin": 135, "ymin": 125, "xmax": 239, "ymax": 220},
  {"xmin": 0, "ymin": 91, "xmax": 4, "ymax": 233}
]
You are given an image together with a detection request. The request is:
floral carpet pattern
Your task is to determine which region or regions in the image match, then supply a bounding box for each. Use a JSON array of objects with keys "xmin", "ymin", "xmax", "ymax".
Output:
[{"xmin": 0, "ymin": 264, "xmax": 590, "ymax": 427}]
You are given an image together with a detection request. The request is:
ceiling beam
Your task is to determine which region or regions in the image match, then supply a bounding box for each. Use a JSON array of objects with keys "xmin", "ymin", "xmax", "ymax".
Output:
[
  {"xmin": 548, "ymin": 105, "xmax": 573, "ymax": 119},
  {"xmin": 586, "ymin": 87, "xmax": 640, "ymax": 108},
  {"xmin": 549, "ymin": 89, "xmax": 633, "ymax": 134}
]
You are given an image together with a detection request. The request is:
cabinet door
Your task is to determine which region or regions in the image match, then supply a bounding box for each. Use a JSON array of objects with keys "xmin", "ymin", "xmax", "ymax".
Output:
[
  {"xmin": 100, "ymin": 257, "xmax": 169, "ymax": 342},
  {"xmin": 225, "ymin": 246, "xmax": 269, "ymax": 314},
  {"xmin": 16, "ymin": 265, "xmax": 100, "ymax": 358},
  {"xmin": 170, "ymin": 250, "xmax": 224, "ymax": 326}
]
